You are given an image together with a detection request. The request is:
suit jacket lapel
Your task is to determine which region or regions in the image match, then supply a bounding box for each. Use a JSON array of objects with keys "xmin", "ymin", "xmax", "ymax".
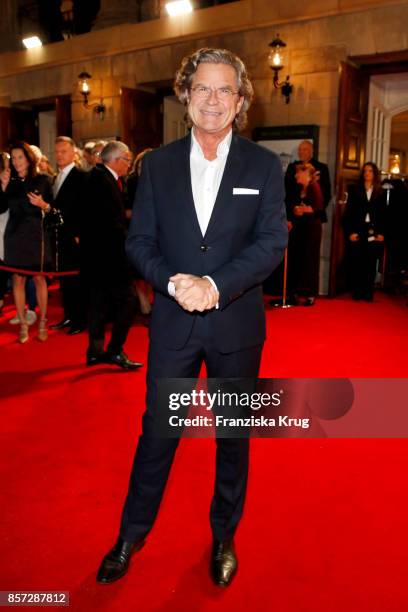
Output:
[
  {"xmin": 55, "ymin": 166, "xmax": 75, "ymax": 202},
  {"xmin": 175, "ymin": 133, "xmax": 203, "ymax": 240},
  {"xmin": 204, "ymin": 133, "xmax": 244, "ymax": 240}
]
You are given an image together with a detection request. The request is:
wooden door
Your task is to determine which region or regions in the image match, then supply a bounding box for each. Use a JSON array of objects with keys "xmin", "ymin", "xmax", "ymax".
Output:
[
  {"xmin": 329, "ymin": 62, "xmax": 369, "ymax": 295},
  {"xmin": 120, "ymin": 87, "xmax": 162, "ymax": 155},
  {"xmin": 55, "ymin": 94, "xmax": 72, "ymax": 137},
  {"xmin": 0, "ymin": 107, "xmax": 12, "ymax": 150},
  {"xmin": 10, "ymin": 107, "xmax": 39, "ymax": 145}
]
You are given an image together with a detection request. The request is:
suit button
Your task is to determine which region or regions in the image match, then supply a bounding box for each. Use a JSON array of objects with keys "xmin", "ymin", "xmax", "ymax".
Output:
[{"xmin": 200, "ymin": 245, "xmax": 210, "ymax": 252}]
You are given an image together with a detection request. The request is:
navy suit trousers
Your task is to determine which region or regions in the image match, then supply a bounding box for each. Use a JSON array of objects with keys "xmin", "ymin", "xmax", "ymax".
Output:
[{"xmin": 120, "ymin": 313, "xmax": 263, "ymax": 542}]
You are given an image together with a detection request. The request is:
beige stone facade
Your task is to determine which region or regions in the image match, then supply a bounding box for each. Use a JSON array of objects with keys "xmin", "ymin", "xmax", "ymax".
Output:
[
  {"xmin": 1, "ymin": 0, "xmax": 406, "ymax": 168},
  {"xmin": 0, "ymin": 0, "xmax": 407, "ymax": 292}
]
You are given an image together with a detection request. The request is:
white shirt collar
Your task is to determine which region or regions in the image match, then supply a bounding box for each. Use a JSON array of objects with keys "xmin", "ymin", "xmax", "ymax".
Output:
[
  {"xmin": 105, "ymin": 164, "xmax": 119, "ymax": 181},
  {"xmin": 191, "ymin": 129, "xmax": 232, "ymax": 161},
  {"xmin": 58, "ymin": 162, "xmax": 75, "ymax": 176}
]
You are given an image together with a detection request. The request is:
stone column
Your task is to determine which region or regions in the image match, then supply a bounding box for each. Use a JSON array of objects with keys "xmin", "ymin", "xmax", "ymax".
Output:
[{"xmin": 92, "ymin": 0, "xmax": 142, "ymax": 30}]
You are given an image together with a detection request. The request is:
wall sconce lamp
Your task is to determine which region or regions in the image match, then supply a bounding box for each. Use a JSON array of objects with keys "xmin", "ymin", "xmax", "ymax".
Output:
[
  {"xmin": 78, "ymin": 71, "xmax": 106, "ymax": 119},
  {"xmin": 389, "ymin": 153, "xmax": 401, "ymax": 175},
  {"xmin": 268, "ymin": 35, "xmax": 293, "ymax": 104}
]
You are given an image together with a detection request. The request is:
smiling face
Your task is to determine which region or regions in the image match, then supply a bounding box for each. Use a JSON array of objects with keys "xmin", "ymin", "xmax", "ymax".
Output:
[
  {"xmin": 187, "ymin": 62, "xmax": 244, "ymax": 138},
  {"xmin": 11, "ymin": 148, "xmax": 30, "ymax": 177}
]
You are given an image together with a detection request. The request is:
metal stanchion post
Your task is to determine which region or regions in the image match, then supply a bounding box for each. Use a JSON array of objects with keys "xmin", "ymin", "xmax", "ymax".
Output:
[{"xmin": 274, "ymin": 247, "xmax": 292, "ymax": 309}]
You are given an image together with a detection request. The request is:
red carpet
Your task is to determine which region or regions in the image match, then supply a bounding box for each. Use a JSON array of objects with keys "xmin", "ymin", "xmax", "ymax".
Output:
[{"xmin": 0, "ymin": 290, "xmax": 407, "ymax": 611}]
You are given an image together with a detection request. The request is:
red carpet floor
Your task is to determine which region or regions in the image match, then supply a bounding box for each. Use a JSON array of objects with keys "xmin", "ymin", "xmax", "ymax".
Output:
[{"xmin": 0, "ymin": 290, "xmax": 407, "ymax": 611}]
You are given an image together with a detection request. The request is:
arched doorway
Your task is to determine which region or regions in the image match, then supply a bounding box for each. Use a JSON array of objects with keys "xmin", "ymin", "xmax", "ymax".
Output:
[{"xmin": 329, "ymin": 51, "xmax": 408, "ymax": 295}]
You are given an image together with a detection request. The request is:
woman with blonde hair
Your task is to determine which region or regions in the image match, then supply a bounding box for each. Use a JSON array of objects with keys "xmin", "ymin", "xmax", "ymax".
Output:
[{"xmin": 38, "ymin": 155, "xmax": 56, "ymax": 178}]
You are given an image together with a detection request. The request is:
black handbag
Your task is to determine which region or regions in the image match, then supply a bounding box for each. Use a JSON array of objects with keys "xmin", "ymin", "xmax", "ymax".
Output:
[{"xmin": 44, "ymin": 207, "xmax": 64, "ymax": 229}]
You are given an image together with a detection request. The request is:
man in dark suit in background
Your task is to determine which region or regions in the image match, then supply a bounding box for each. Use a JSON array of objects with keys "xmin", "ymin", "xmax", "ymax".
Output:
[
  {"xmin": 50, "ymin": 136, "xmax": 87, "ymax": 334},
  {"xmin": 97, "ymin": 48, "xmax": 287, "ymax": 587},
  {"xmin": 81, "ymin": 141, "xmax": 142, "ymax": 370}
]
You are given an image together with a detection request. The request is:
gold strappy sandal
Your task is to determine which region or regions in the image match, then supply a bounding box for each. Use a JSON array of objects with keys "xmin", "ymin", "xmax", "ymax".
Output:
[
  {"xmin": 19, "ymin": 323, "xmax": 29, "ymax": 344},
  {"xmin": 38, "ymin": 318, "xmax": 48, "ymax": 342}
]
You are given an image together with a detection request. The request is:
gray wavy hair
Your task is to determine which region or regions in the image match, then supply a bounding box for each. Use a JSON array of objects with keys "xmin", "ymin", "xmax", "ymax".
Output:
[
  {"xmin": 174, "ymin": 48, "xmax": 254, "ymax": 131},
  {"xmin": 101, "ymin": 141, "xmax": 129, "ymax": 164}
]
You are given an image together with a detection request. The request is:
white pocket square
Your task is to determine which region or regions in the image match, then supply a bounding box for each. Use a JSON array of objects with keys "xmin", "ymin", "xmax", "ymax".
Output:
[{"xmin": 233, "ymin": 187, "xmax": 259, "ymax": 195}]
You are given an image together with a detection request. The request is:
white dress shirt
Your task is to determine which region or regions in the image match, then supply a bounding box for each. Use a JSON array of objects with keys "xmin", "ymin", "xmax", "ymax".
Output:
[
  {"xmin": 168, "ymin": 129, "xmax": 231, "ymax": 303},
  {"xmin": 365, "ymin": 187, "xmax": 373, "ymax": 223},
  {"xmin": 53, "ymin": 162, "xmax": 75, "ymax": 198},
  {"xmin": 190, "ymin": 128, "xmax": 232, "ymax": 236}
]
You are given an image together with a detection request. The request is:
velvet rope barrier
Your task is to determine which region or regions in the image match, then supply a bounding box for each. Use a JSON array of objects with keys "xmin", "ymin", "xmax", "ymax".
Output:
[{"xmin": 0, "ymin": 265, "xmax": 79, "ymax": 277}]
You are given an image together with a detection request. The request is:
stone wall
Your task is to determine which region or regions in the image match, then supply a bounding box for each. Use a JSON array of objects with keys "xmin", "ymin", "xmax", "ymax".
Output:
[
  {"xmin": 0, "ymin": 0, "xmax": 407, "ymax": 292},
  {"xmin": 1, "ymin": 0, "xmax": 406, "ymax": 168}
]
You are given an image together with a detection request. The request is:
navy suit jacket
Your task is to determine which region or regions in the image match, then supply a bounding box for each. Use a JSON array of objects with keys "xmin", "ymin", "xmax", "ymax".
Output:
[{"xmin": 126, "ymin": 132, "xmax": 288, "ymax": 353}]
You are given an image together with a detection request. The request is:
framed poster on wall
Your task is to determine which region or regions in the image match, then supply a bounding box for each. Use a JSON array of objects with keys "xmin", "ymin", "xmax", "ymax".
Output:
[{"xmin": 253, "ymin": 125, "xmax": 320, "ymax": 172}]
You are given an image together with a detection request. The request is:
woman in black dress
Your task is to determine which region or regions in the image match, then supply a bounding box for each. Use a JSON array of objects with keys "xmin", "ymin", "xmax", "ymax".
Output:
[
  {"xmin": 0, "ymin": 142, "xmax": 53, "ymax": 342},
  {"xmin": 343, "ymin": 162, "xmax": 386, "ymax": 301}
]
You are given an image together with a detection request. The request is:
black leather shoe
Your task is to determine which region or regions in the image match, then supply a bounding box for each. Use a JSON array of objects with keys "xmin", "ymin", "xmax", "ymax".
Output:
[
  {"xmin": 67, "ymin": 326, "xmax": 85, "ymax": 335},
  {"xmin": 50, "ymin": 318, "xmax": 71, "ymax": 330},
  {"xmin": 105, "ymin": 352, "xmax": 143, "ymax": 370},
  {"xmin": 86, "ymin": 353, "xmax": 106, "ymax": 367},
  {"xmin": 210, "ymin": 539, "xmax": 237, "ymax": 587},
  {"xmin": 96, "ymin": 537, "xmax": 145, "ymax": 584}
]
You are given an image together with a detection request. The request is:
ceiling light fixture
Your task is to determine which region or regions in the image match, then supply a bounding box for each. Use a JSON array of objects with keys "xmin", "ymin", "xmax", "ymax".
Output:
[
  {"xmin": 22, "ymin": 36, "xmax": 43, "ymax": 49},
  {"xmin": 165, "ymin": 1, "xmax": 193, "ymax": 17}
]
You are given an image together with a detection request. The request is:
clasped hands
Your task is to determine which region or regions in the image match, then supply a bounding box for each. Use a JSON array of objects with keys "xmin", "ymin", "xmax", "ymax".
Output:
[
  {"xmin": 170, "ymin": 273, "xmax": 219, "ymax": 312},
  {"xmin": 349, "ymin": 233, "xmax": 384, "ymax": 242},
  {"xmin": 293, "ymin": 204, "xmax": 313, "ymax": 216}
]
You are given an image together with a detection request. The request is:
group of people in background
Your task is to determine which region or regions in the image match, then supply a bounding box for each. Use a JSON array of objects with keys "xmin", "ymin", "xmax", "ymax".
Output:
[
  {"xmin": 0, "ymin": 137, "xmax": 151, "ymax": 369},
  {"xmin": 0, "ymin": 133, "xmax": 406, "ymax": 354},
  {"xmin": 268, "ymin": 140, "xmax": 407, "ymax": 306}
]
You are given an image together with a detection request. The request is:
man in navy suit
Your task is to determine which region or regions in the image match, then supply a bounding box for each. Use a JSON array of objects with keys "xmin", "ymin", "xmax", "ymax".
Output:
[{"xmin": 97, "ymin": 48, "xmax": 288, "ymax": 587}]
